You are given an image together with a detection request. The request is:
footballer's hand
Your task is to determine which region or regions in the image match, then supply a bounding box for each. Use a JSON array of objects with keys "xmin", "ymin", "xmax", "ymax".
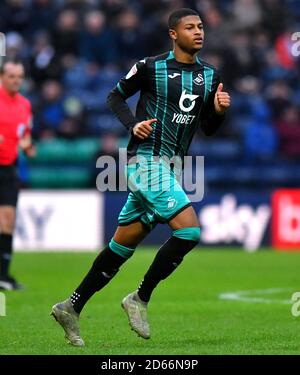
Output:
[
  {"xmin": 133, "ymin": 118, "xmax": 157, "ymax": 140},
  {"xmin": 214, "ymin": 83, "xmax": 231, "ymax": 115},
  {"xmin": 0, "ymin": 135, "xmax": 4, "ymax": 145}
]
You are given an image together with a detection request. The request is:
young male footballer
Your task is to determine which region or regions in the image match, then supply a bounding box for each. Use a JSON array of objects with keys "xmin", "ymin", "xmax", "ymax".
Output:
[{"xmin": 51, "ymin": 8, "xmax": 231, "ymax": 346}]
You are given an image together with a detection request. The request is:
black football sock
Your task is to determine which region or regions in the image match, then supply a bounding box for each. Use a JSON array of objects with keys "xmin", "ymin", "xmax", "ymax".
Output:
[
  {"xmin": 137, "ymin": 236, "xmax": 198, "ymax": 303},
  {"xmin": 70, "ymin": 246, "xmax": 128, "ymax": 314},
  {"xmin": 0, "ymin": 234, "xmax": 13, "ymax": 278}
]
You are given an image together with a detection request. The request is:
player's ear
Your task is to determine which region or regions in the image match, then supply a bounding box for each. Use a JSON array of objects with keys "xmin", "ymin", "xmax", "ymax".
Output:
[{"xmin": 169, "ymin": 29, "xmax": 177, "ymax": 41}]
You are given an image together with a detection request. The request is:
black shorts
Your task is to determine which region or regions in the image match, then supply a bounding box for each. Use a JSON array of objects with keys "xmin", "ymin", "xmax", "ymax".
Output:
[{"xmin": 0, "ymin": 165, "xmax": 20, "ymax": 207}]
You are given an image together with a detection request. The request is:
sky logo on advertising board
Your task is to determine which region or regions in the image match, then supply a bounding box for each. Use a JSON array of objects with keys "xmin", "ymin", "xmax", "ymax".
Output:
[
  {"xmin": 199, "ymin": 194, "xmax": 271, "ymax": 251},
  {"xmin": 272, "ymin": 190, "xmax": 300, "ymax": 250},
  {"xmin": 15, "ymin": 206, "xmax": 53, "ymax": 242}
]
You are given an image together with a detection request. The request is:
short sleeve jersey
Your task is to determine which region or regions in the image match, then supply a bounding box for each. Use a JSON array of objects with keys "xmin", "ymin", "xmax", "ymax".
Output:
[{"xmin": 0, "ymin": 86, "xmax": 32, "ymax": 165}]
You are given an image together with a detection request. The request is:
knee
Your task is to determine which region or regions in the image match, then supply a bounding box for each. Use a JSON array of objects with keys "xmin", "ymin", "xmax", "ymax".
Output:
[
  {"xmin": 109, "ymin": 238, "xmax": 136, "ymax": 259},
  {"xmin": 172, "ymin": 226, "xmax": 201, "ymax": 244}
]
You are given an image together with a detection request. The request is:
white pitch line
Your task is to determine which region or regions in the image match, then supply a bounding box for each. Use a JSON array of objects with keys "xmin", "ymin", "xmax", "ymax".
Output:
[{"xmin": 219, "ymin": 287, "xmax": 294, "ymax": 305}]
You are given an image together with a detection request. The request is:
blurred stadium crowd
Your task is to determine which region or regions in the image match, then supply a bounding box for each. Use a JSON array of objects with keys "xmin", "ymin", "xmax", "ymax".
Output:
[{"xmin": 1, "ymin": 0, "xmax": 300, "ymax": 190}]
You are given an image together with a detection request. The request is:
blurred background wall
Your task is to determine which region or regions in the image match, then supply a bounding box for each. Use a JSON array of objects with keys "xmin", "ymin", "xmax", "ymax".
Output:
[{"xmin": 1, "ymin": 0, "xmax": 299, "ymax": 251}]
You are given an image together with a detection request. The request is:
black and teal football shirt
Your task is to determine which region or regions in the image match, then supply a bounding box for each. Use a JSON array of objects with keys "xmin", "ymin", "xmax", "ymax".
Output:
[{"xmin": 108, "ymin": 50, "xmax": 225, "ymax": 161}]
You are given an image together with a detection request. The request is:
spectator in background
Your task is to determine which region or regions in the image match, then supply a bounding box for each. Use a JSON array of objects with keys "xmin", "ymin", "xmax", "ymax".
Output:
[
  {"xmin": 199, "ymin": 4, "xmax": 231, "ymax": 52},
  {"xmin": 262, "ymin": 49, "xmax": 295, "ymax": 83},
  {"xmin": 244, "ymin": 103, "xmax": 278, "ymax": 162},
  {"xmin": 5, "ymin": 32, "xmax": 28, "ymax": 61},
  {"xmin": 52, "ymin": 9, "xmax": 80, "ymax": 59},
  {"xmin": 222, "ymin": 32, "xmax": 261, "ymax": 88},
  {"xmin": 59, "ymin": 96, "xmax": 84, "ymax": 139},
  {"xmin": 251, "ymin": 29, "xmax": 271, "ymax": 74},
  {"xmin": 233, "ymin": 0, "xmax": 262, "ymax": 29},
  {"xmin": 29, "ymin": 32, "xmax": 62, "ymax": 84},
  {"xmin": 275, "ymin": 106, "xmax": 300, "ymax": 159},
  {"xmin": 261, "ymin": 0, "xmax": 288, "ymax": 40},
  {"xmin": 142, "ymin": 8, "xmax": 171, "ymax": 56},
  {"xmin": 115, "ymin": 9, "xmax": 145, "ymax": 68},
  {"xmin": 79, "ymin": 11, "xmax": 119, "ymax": 67},
  {"xmin": 35, "ymin": 80, "xmax": 65, "ymax": 138},
  {"xmin": 28, "ymin": 0, "xmax": 58, "ymax": 35},
  {"xmin": 265, "ymin": 80, "xmax": 292, "ymax": 120},
  {"xmin": 101, "ymin": 0, "xmax": 128, "ymax": 21},
  {"xmin": 0, "ymin": 0, "xmax": 31, "ymax": 35}
]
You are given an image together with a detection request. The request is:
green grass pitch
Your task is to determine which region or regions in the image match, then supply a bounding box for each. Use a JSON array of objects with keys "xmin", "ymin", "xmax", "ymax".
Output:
[{"xmin": 0, "ymin": 248, "xmax": 299, "ymax": 355}]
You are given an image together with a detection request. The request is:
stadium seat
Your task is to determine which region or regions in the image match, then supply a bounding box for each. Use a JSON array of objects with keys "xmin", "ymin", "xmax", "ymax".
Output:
[
  {"xmin": 31, "ymin": 138, "xmax": 99, "ymax": 163},
  {"xmin": 28, "ymin": 166, "xmax": 91, "ymax": 188}
]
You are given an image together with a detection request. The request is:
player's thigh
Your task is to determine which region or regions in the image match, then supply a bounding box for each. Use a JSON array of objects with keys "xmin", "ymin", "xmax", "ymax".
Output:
[
  {"xmin": 118, "ymin": 191, "xmax": 146, "ymax": 227},
  {"xmin": 138, "ymin": 161, "xmax": 197, "ymax": 228},
  {"xmin": 116, "ymin": 192, "xmax": 151, "ymax": 247},
  {"xmin": 0, "ymin": 205, "xmax": 16, "ymax": 233},
  {"xmin": 168, "ymin": 205, "xmax": 199, "ymax": 230},
  {"xmin": 113, "ymin": 221, "xmax": 148, "ymax": 248}
]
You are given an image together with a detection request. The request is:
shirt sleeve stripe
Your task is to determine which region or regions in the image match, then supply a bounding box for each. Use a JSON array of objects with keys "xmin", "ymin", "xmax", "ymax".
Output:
[{"xmin": 117, "ymin": 82, "xmax": 127, "ymax": 97}]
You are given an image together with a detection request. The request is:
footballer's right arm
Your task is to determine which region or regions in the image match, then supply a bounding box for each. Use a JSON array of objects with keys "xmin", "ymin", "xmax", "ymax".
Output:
[{"xmin": 107, "ymin": 59, "xmax": 150, "ymax": 137}]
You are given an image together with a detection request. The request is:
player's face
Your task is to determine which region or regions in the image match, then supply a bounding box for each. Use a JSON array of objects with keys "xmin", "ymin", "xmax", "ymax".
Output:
[
  {"xmin": 1, "ymin": 63, "xmax": 25, "ymax": 94},
  {"xmin": 171, "ymin": 15, "xmax": 204, "ymax": 54}
]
